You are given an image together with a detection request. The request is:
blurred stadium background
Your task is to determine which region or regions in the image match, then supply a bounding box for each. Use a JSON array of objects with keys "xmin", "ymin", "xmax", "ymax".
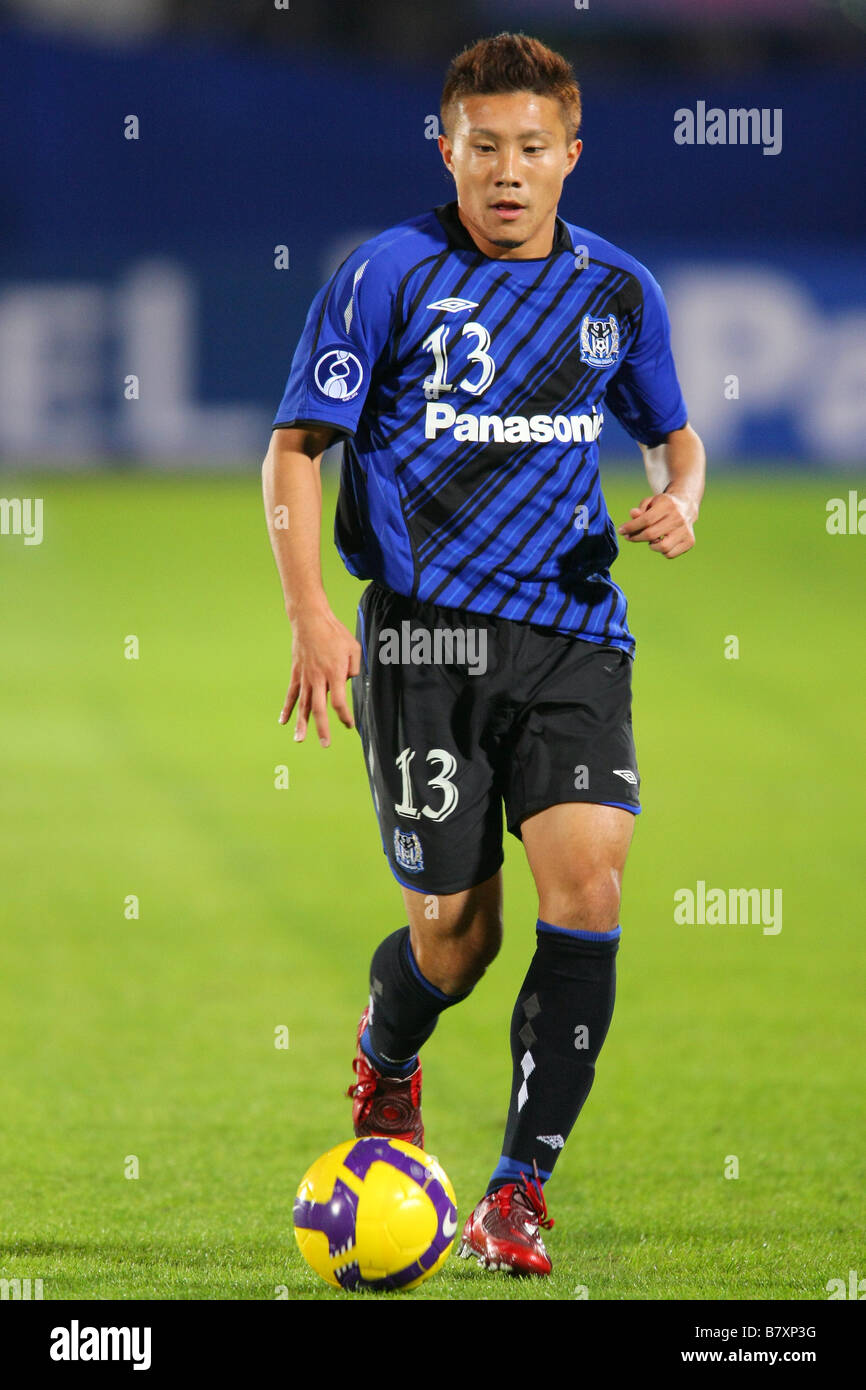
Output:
[
  {"xmin": 1, "ymin": 0, "xmax": 865, "ymax": 1304},
  {"xmin": 0, "ymin": 0, "xmax": 864, "ymax": 468}
]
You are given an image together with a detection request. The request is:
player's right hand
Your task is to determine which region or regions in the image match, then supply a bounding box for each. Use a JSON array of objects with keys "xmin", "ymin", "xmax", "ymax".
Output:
[{"xmin": 279, "ymin": 604, "xmax": 361, "ymax": 748}]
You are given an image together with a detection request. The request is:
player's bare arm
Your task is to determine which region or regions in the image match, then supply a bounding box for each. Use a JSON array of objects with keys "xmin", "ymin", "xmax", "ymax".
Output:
[
  {"xmin": 619, "ymin": 421, "xmax": 706, "ymax": 558},
  {"xmin": 262, "ymin": 424, "xmax": 361, "ymax": 746}
]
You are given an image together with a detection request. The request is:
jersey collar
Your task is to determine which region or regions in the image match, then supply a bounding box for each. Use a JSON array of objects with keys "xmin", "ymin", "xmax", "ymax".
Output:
[{"xmin": 434, "ymin": 200, "xmax": 571, "ymax": 259}]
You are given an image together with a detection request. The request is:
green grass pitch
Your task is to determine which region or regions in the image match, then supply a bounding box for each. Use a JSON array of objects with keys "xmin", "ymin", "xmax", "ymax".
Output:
[{"xmin": 1, "ymin": 467, "xmax": 864, "ymax": 1301}]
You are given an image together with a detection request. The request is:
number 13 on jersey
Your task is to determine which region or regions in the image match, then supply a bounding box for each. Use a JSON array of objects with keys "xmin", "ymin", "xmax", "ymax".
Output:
[{"xmin": 422, "ymin": 322, "xmax": 496, "ymax": 400}]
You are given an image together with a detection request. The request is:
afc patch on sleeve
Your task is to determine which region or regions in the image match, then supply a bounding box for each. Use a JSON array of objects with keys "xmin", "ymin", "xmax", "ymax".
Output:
[{"xmin": 309, "ymin": 345, "xmax": 367, "ymax": 403}]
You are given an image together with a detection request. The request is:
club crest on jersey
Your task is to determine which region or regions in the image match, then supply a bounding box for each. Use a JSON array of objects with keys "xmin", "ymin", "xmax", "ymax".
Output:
[
  {"xmin": 579, "ymin": 314, "xmax": 621, "ymax": 369},
  {"xmin": 393, "ymin": 828, "xmax": 424, "ymax": 873},
  {"xmin": 313, "ymin": 347, "xmax": 364, "ymax": 401},
  {"xmin": 426, "ymin": 297, "xmax": 479, "ymax": 313}
]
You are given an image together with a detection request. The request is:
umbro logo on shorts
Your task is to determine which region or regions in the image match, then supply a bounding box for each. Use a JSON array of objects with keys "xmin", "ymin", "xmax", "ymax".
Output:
[{"xmin": 612, "ymin": 769, "xmax": 638, "ymax": 785}]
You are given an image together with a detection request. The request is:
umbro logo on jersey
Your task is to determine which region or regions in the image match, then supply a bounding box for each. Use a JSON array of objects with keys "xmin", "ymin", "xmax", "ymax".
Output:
[
  {"xmin": 426, "ymin": 297, "xmax": 479, "ymax": 312},
  {"xmin": 612, "ymin": 769, "xmax": 638, "ymax": 785},
  {"xmin": 425, "ymin": 401, "xmax": 603, "ymax": 445}
]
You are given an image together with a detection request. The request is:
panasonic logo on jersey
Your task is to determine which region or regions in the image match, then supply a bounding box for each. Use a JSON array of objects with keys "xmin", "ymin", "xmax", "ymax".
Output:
[{"xmin": 424, "ymin": 402, "xmax": 603, "ymax": 445}]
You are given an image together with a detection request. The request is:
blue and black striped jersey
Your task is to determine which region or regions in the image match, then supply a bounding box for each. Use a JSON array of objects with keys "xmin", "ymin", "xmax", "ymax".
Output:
[{"xmin": 273, "ymin": 201, "xmax": 688, "ymax": 653}]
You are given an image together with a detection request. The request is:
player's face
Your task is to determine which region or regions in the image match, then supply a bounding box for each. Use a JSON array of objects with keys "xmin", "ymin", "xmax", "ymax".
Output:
[{"xmin": 439, "ymin": 92, "xmax": 581, "ymax": 259}]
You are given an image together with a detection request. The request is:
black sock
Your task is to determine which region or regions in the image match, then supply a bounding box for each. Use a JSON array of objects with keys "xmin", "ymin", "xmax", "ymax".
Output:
[
  {"xmin": 363, "ymin": 926, "xmax": 471, "ymax": 1077},
  {"xmin": 486, "ymin": 919, "xmax": 620, "ymax": 1193}
]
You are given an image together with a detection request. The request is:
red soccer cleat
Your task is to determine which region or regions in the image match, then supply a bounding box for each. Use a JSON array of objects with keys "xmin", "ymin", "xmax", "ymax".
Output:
[
  {"xmin": 346, "ymin": 1007, "xmax": 424, "ymax": 1148},
  {"xmin": 458, "ymin": 1166, "xmax": 554, "ymax": 1275}
]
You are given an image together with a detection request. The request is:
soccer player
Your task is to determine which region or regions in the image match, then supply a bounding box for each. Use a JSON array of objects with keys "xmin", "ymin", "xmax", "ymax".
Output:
[{"xmin": 263, "ymin": 32, "xmax": 705, "ymax": 1277}]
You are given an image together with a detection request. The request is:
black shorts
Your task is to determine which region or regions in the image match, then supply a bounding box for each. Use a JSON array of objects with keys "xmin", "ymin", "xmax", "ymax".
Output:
[{"xmin": 351, "ymin": 581, "xmax": 641, "ymax": 896}]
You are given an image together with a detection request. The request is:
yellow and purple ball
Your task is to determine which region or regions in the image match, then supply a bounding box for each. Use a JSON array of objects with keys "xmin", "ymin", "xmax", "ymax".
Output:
[{"xmin": 293, "ymin": 1137, "xmax": 458, "ymax": 1291}]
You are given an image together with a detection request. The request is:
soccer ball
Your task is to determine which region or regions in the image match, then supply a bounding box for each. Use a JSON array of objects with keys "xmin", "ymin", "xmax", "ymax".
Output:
[{"xmin": 293, "ymin": 1137, "xmax": 458, "ymax": 1292}]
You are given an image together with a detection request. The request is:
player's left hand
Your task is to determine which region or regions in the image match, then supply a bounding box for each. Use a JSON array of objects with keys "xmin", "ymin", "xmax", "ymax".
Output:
[{"xmin": 618, "ymin": 491, "xmax": 696, "ymax": 558}]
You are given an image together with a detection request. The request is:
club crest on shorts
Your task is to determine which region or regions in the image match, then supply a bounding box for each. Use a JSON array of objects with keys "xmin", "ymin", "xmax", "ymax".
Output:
[
  {"xmin": 313, "ymin": 348, "xmax": 364, "ymax": 401},
  {"xmin": 579, "ymin": 314, "xmax": 620, "ymax": 368},
  {"xmin": 393, "ymin": 828, "xmax": 424, "ymax": 873}
]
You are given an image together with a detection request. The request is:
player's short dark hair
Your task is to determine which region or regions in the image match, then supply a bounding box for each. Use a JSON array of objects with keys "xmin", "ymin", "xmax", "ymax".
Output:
[{"xmin": 440, "ymin": 33, "xmax": 582, "ymax": 142}]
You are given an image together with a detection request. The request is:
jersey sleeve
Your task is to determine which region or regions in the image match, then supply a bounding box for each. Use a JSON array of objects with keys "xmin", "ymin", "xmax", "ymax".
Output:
[
  {"xmin": 272, "ymin": 246, "xmax": 394, "ymax": 439},
  {"xmin": 604, "ymin": 269, "xmax": 688, "ymax": 448}
]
